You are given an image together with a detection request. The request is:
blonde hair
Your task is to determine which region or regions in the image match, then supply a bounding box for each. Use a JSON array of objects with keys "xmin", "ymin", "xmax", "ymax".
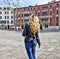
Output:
[{"xmin": 29, "ymin": 14, "xmax": 40, "ymax": 34}]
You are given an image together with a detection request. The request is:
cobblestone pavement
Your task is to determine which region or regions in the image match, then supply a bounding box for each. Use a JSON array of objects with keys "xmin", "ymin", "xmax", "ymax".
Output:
[{"xmin": 0, "ymin": 30, "xmax": 60, "ymax": 59}]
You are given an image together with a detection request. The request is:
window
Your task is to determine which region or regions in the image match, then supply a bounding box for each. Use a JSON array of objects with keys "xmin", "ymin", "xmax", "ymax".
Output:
[
  {"xmin": 42, "ymin": 18, "xmax": 48, "ymax": 21},
  {"xmin": 24, "ymin": 14, "xmax": 30, "ymax": 17},
  {"xmin": 42, "ymin": 5, "xmax": 48, "ymax": 8},
  {"xmin": 0, "ymin": 7, "xmax": 2, "ymax": 9},
  {"xmin": 38, "ymin": 12, "xmax": 40, "ymax": 16},
  {"xmin": 0, "ymin": 21, "xmax": 6, "ymax": 24},
  {"xmin": 24, "ymin": 8, "xmax": 25, "ymax": 11},
  {"xmin": 50, "ymin": 18, "xmax": 52, "ymax": 26},
  {"xmin": 33, "ymin": 8, "xmax": 35, "ymax": 10},
  {"xmin": 18, "ymin": 14, "xmax": 20, "ymax": 17},
  {"xmin": 7, "ymin": 11, "xmax": 9, "ymax": 14},
  {"xmin": 11, "ymin": 16, "xmax": 13, "ymax": 19},
  {"xmin": 11, "ymin": 11, "xmax": 13, "ymax": 14},
  {"xmin": 50, "ymin": 11, "xmax": 52, "ymax": 15},
  {"xmin": 4, "ymin": 8, "xmax": 6, "ymax": 10},
  {"xmin": 5, "ymin": 12, "xmax": 6, "ymax": 14},
  {"xmin": 18, "ymin": 20, "xmax": 20, "ymax": 22},
  {"xmin": 42, "ymin": 11, "xmax": 47, "ymax": 16},
  {"xmin": 31, "ymin": 8, "xmax": 33, "ymax": 10},
  {"xmin": 57, "ymin": 3, "xmax": 59, "ymax": 7},
  {"xmin": 24, "ymin": 8, "xmax": 27, "ymax": 11},
  {"xmin": 7, "ymin": 7, "xmax": 9, "ymax": 10},
  {"xmin": 0, "ymin": 12, "xmax": 2, "ymax": 14},
  {"xmin": 5, "ymin": 11, "xmax": 9, "ymax": 14},
  {"xmin": 5, "ymin": 16, "xmax": 6, "ymax": 19},
  {"xmin": 22, "ymin": 14, "xmax": 23, "ymax": 17},
  {"xmin": 0, "ymin": 16, "xmax": 2, "ymax": 19},
  {"xmin": 56, "ymin": 10, "xmax": 58, "ymax": 14},
  {"xmin": 38, "ymin": 6, "xmax": 40, "ymax": 10},
  {"xmin": 24, "ymin": 19, "xmax": 29, "ymax": 23},
  {"xmin": 24, "ymin": 19, "xmax": 29, "ymax": 21},
  {"xmin": 56, "ymin": 17, "xmax": 59, "ymax": 22},
  {"xmin": 7, "ymin": 16, "xmax": 9, "ymax": 19},
  {"xmin": 7, "ymin": 20, "xmax": 9, "ymax": 24},
  {"xmin": 29, "ymin": 8, "xmax": 31, "ymax": 10},
  {"xmin": 11, "ymin": 20, "xmax": 13, "ymax": 24},
  {"xmin": 50, "ymin": 5, "xmax": 52, "ymax": 7},
  {"xmin": 28, "ymin": 8, "xmax": 32, "ymax": 10},
  {"xmin": 56, "ymin": 17, "xmax": 59, "ymax": 26},
  {"xmin": 29, "ymin": 13, "xmax": 31, "ymax": 16},
  {"xmin": 28, "ymin": 8, "xmax": 30, "ymax": 10},
  {"xmin": 28, "ymin": 8, "xmax": 29, "ymax": 10}
]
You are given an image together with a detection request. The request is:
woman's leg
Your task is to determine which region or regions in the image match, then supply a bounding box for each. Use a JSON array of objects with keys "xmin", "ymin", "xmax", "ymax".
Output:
[
  {"xmin": 32, "ymin": 44, "xmax": 36, "ymax": 59},
  {"xmin": 25, "ymin": 41, "xmax": 34, "ymax": 59}
]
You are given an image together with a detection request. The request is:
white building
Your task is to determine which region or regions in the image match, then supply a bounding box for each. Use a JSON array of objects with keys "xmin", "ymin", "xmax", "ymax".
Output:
[{"xmin": 0, "ymin": 7, "xmax": 14, "ymax": 29}]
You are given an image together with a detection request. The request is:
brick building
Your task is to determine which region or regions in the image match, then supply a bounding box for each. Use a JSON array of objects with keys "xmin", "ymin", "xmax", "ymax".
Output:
[{"xmin": 14, "ymin": 1, "xmax": 60, "ymax": 28}]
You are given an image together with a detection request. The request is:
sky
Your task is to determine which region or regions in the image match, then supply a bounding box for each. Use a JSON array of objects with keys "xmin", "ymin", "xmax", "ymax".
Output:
[{"xmin": 0, "ymin": 0, "xmax": 59, "ymax": 7}]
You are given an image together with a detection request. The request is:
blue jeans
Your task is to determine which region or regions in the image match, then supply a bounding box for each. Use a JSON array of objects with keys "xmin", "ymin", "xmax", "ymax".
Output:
[{"xmin": 25, "ymin": 39, "xmax": 37, "ymax": 59}]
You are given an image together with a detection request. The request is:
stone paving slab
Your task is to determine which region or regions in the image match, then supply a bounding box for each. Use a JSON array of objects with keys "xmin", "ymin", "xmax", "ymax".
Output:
[{"xmin": 0, "ymin": 30, "xmax": 60, "ymax": 59}]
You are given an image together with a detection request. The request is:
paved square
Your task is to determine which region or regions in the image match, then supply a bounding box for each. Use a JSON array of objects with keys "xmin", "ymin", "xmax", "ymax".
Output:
[{"xmin": 0, "ymin": 30, "xmax": 60, "ymax": 59}]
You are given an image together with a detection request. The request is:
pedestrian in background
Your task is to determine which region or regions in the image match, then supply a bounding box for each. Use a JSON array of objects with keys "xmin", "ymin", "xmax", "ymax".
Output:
[{"xmin": 22, "ymin": 14, "xmax": 41, "ymax": 59}]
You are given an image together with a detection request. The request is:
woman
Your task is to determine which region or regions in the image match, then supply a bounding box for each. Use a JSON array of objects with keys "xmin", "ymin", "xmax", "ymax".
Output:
[{"xmin": 22, "ymin": 14, "xmax": 41, "ymax": 59}]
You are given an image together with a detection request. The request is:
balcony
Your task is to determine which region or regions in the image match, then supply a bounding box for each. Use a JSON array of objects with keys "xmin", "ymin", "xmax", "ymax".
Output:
[{"xmin": 39, "ymin": 15, "xmax": 52, "ymax": 18}]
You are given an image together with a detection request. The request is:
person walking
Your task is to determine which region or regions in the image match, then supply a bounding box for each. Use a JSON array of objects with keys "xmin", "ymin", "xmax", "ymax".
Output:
[{"xmin": 22, "ymin": 14, "xmax": 41, "ymax": 59}]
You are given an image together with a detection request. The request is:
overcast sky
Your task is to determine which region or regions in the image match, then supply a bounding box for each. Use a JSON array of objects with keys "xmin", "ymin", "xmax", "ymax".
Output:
[{"xmin": 0, "ymin": 0, "xmax": 59, "ymax": 7}]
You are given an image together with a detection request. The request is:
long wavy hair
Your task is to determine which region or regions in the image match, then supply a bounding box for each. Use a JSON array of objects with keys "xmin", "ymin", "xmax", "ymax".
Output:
[{"xmin": 29, "ymin": 14, "xmax": 40, "ymax": 34}]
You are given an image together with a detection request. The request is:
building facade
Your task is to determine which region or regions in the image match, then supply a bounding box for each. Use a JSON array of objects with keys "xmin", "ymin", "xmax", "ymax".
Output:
[
  {"xmin": 14, "ymin": 1, "xmax": 60, "ymax": 28},
  {"xmin": 0, "ymin": 7, "xmax": 14, "ymax": 29}
]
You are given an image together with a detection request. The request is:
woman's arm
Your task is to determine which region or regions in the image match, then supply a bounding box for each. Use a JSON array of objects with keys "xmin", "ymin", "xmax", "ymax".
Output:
[
  {"xmin": 22, "ymin": 23, "xmax": 28, "ymax": 36},
  {"xmin": 35, "ymin": 32, "xmax": 41, "ymax": 48}
]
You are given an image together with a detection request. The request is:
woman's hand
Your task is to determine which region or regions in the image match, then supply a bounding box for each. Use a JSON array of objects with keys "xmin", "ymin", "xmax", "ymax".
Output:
[{"xmin": 38, "ymin": 44, "xmax": 41, "ymax": 48}]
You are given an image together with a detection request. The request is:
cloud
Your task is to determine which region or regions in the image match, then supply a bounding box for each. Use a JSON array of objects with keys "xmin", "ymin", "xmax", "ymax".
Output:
[
  {"xmin": 0, "ymin": 0, "xmax": 60, "ymax": 7},
  {"xmin": 19, "ymin": 0, "xmax": 60, "ymax": 6}
]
